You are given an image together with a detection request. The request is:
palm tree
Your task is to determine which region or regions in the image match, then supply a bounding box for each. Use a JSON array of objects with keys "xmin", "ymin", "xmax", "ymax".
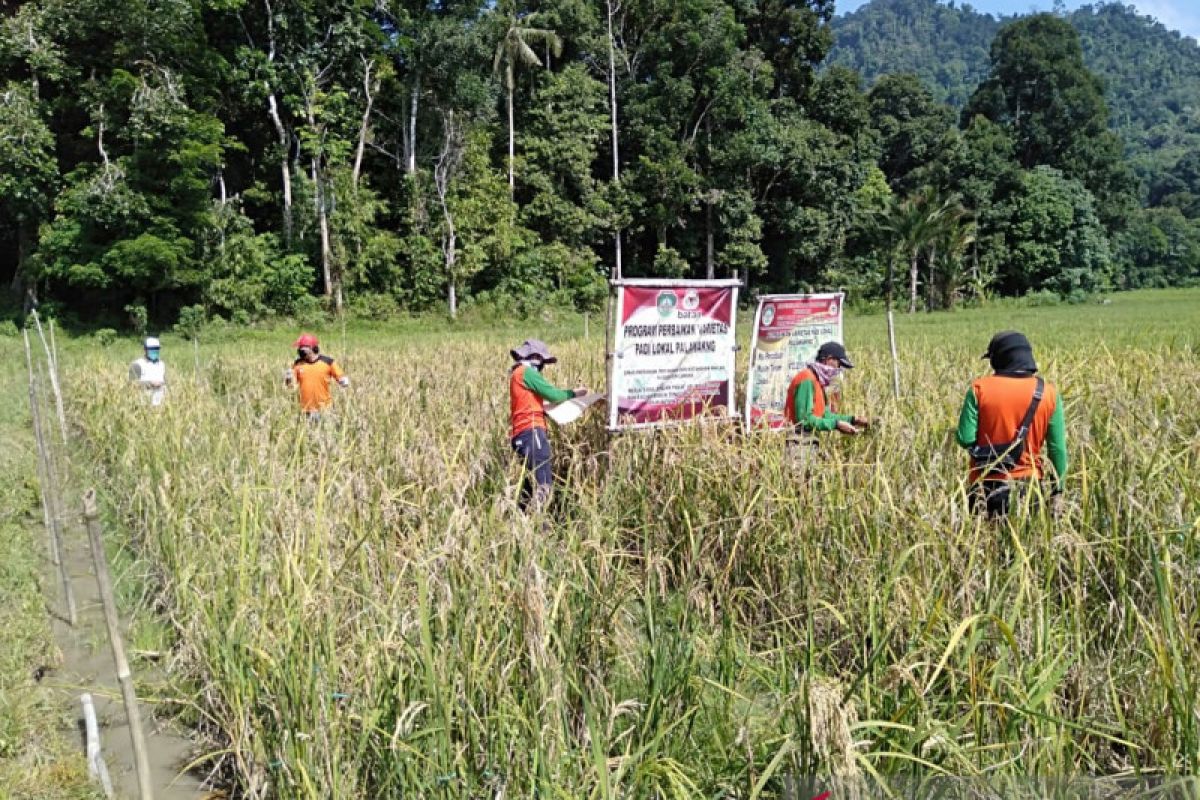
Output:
[
  {"xmin": 932, "ymin": 213, "xmax": 976, "ymax": 310},
  {"xmin": 492, "ymin": 4, "xmax": 561, "ymax": 194},
  {"xmin": 923, "ymin": 194, "xmax": 971, "ymax": 311},
  {"xmin": 873, "ymin": 190, "xmax": 943, "ymax": 395}
]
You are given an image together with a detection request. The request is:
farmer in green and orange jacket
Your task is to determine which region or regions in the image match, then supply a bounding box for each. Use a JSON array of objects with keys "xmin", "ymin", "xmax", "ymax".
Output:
[
  {"xmin": 784, "ymin": 341, "xmax": 871, "ymax": 436},
  {"xmin": 956, "ymin": 331, "xmax": 1067, "ymax": 518},
  {"xmin": 509, "ymin": 339, "xmax": 587, "ymax": 511}
]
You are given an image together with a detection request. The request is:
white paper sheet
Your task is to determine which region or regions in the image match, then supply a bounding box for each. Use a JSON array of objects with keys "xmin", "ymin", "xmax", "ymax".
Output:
[{"xmin": 546, "ymin": 393, "xmax": 606, "ymax": 426}]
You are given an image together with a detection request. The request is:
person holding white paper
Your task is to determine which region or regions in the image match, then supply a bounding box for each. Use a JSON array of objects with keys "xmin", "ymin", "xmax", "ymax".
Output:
[{"xmin": 508, "ymin": 339, "xmax": 587, "ymax": 512}]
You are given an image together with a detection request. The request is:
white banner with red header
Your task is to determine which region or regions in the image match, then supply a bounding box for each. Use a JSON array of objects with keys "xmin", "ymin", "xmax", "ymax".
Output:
[
  {"xmin": 608, "ymin": 279, "xmax": 740, "ymax": 430},
  {"xmin": 744, "ymin": 292, "xmax": 845, "ymax": 431}
]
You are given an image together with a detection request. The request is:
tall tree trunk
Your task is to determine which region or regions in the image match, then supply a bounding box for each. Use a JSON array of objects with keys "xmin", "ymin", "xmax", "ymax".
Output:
[
  {"xmin": 267, "ymin": 93, "xmax": 293, "ymax": 244},
  {"xmin": 506, "ymin": 72, "xmax": 515, "ymax": 195},
  {"xmin": 261, "ymin": 1, "xmax": 292, "ymax": 244},
  {"xmin": 908, "ymin": 249, "xmax": 919, "ymax": 314},
  {"xmin": 352, "ymin": 58, "xmax": 375, "ymax": 189},
  {"xmin": 435, "ymin": 110, "xmax": 463, "ymax": 320},
  {"xmin": 404, "ymin": 79, "xmax": 419, "ymax": 177},
  {"xmin": 11, "ymin": 220, "xmax": 31, "ymax": 298},
  {"xmin": 926, "ymin": 243, "xmax": 937, "ymax": 312},
  {"xmin": 606, "ymin": 0, "xmax": 622, "ymax": 281},
  {"xmin": 705, "ymin": 198, "xmax": 715, "ymax": 280},
  {"xmin": 313, "ymin": 157, "xmax": 335, "ymax": 308},
  {"xmin": 886, "ymin": 254, "xmax": 901, "ymax": 398}
]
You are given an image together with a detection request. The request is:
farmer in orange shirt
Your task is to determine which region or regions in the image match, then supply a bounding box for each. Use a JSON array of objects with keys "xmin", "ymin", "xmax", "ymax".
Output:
[
  {"xmin": 509, "ymin": 339, "xmax": 587, "ymax": 511},
  {"xmin": 784, "ymin": 341, "xmax": 871, "ymax": 437},
  {"xmin": 284, "ymin": 333, "xmax": 349, "ymax": 418},
  {"xmin": 956, "ymin": 331, "xmax": 1067, "ymax": 518}
]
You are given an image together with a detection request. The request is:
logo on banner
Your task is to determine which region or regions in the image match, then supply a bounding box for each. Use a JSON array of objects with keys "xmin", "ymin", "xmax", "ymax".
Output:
[
  {"xmin": 762, "ymin": 303, "xmax": 777, "ymax": 327},
  {"xmin": 827, "ymin": 299, "xmax": 839, "ymax": 316},
  {"xmin": 656, "ymin": 291, "xmax": 677, "ymax": 318},
  {"xmin": 682, "ymin": 289, "xmax": 700, "ymax": 311}
]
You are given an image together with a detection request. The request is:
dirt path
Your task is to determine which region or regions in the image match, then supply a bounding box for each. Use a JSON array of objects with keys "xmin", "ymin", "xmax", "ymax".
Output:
[{"xmin": 44, "ymin": 520, "xmax": 210, "ymax": 800}]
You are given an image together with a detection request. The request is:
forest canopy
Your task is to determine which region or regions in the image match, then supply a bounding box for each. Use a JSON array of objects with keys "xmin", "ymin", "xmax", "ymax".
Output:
[{"xmin": 0, "ymin": 0, "xmax": 1197, "ymax": 328}]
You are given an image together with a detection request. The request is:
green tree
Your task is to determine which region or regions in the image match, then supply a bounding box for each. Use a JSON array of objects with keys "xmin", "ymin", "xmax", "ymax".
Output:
[
  {"xmin": 964, "ymin": 13, "xmax": 1134, "ymax": 226},
  {"xmin": 868, "ymin": 73, "xmax": 955, "ymax": 193},
  {"xmin": 0, "ymin": 82, "xmax": 57, "ymax": 295},
  {"xmin": 998, "ymin": 165, "xmax": 1112, "ymax": 296},
  {"xmin": 492, "ymin": 2, "xmax": 561, "ymax": 194}
]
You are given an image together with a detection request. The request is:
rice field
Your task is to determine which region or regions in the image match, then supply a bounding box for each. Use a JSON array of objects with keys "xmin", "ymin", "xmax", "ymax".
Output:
[{"xmin": 56, "ymin": 289, "xmax": 1200, "ymax": 798}]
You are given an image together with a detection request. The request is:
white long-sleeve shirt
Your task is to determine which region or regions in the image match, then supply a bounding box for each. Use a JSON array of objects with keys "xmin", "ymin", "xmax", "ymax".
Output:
[{"xmin": 129, "ymin": 357, "xmax": 166, "ymax": 406}]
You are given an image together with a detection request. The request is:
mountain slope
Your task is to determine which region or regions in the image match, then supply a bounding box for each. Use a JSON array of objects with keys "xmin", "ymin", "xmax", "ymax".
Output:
[{"xmin": 827, "ymin": 0, "xmax": 1200, "ymax": 184}]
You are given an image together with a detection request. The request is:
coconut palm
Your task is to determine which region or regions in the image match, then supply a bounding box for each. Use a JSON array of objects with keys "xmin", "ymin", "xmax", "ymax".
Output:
[{"xmin": 492, "ymin": 4, "xmax": 561, "ymax": 194}]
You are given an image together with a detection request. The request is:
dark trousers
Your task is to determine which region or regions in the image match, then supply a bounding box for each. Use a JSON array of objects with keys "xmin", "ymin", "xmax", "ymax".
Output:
[
  {"xmin": 970, "ymin": 479, "xmax": 1041, "ymax": 519},
  {"xmin": 511, "ymin": 427, "xmax": 553, "ymax": 511}
]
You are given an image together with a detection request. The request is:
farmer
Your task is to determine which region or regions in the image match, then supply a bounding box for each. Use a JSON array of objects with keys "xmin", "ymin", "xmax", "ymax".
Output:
[
  {"xmin": 284, "ymin": 333, "xmax": 349, "ymax": 418},
  {"xmin": 784, "ymin": 341, "xmax": 870, "ymax": 436},
  {"xmin": 129, "ymin": 336, "xmax": 167, "ymax": 407},
  {"xmin": 955, "ymin": 331, "xmax": 1067, "ymax": 518},
  {"xmin": 509, "ymin": 339, "xmax": 587, "ymax": 511}
]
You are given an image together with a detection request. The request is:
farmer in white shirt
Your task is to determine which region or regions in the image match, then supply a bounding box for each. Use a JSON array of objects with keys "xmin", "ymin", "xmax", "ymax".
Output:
[{"xmin": 129, "ymin": 336, "xmax": 167, "ymax": 406}]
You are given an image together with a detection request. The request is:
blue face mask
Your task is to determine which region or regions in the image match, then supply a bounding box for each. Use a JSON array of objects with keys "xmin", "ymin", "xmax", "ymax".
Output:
[{"xmin": 146, "ymin": 349, "xmax": 160, "ymax": 363}]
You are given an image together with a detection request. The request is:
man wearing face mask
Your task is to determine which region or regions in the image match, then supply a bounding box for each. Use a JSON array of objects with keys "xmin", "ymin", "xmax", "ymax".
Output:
[
  {"xmin": 129, "ymin": 336, "xmax": 167, "ymax": 406},
  {"xmin": 956, "ymin": 331, "xmax": 1067, "ymax": 518},
  {"xmin": 284, "ymin": 333, "xmax": 349, "ymax": 418},
  {"xmin": 784, "ymin": 341, "xmax": 870, "ymax": 436},
  {"xmin": 509, "ymin": 339, "xmax": 587, "ymax": 512}
]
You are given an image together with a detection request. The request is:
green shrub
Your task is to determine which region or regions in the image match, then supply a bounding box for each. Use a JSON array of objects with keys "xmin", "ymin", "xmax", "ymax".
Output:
[
  {"xmin": 175, "ymin": 304, "xmax": 207, "ymax": 340},
  {"xmin": 94, "ymin": 328, "xmax": 118, "ymax": 346}
]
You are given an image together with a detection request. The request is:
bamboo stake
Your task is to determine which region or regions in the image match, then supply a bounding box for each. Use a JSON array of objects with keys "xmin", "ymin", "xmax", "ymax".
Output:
[
  {"xmin": 81, "ymin": 693, "xmax": 115, "ymax": 799},
  {"xmin": 24, "ymin": 328, "xmax": 77, "ymax": 625},
  {"xmin": 49, "ymin": 316, "xmax": 60, "ymax": 377},
  {"xmin": 82, "ymin": 489, "xmax": 154, "ymax": 800},
  {"xmin": 31, "ymin": 309, "xmax": 68, "ymax": 446},
  {"xmin": 886, "ymin": 307, "xmax": 901, "ymax": 399}
]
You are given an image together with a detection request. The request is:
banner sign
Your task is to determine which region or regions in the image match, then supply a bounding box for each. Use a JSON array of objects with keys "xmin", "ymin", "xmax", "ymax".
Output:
[
  {"xmin": 608, "ymin": 279, "xmax": 740, "ymax": 430},
  {"xmin": 744, "ymin": 293, "xmax": 844, "ymax": 430}
]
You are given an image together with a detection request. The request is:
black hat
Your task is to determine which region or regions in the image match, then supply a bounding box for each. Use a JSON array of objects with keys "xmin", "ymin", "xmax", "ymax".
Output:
[
  {"xmin": 816, "ymin": 340, "xmax": 854, "ymax": 369},
  {"xmin": 983, "ymin": 331, "xmax": 1037, "ymax": 373}
]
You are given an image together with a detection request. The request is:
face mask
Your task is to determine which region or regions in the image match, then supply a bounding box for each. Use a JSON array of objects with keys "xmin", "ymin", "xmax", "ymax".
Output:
[{"xmin": 146, "ymin": 349, "xmax": 160, "ymax": 363}]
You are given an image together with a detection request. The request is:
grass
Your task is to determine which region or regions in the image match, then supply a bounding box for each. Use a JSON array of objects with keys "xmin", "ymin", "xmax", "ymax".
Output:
[
  {"xmin": 0, "ymin": 343, "xmax": 102, "ymax": 800},
  {"xmin": 38, "ymin": 288, "xmax": 1200, "ymax": 797}
]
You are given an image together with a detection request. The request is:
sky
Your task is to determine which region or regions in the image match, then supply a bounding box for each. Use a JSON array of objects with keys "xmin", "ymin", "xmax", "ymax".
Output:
[{"xmin": 835, "ymin": 0, "xmax": 1200, "ymax": 40}]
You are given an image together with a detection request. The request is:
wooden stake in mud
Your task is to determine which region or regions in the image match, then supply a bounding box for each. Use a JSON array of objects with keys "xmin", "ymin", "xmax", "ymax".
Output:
[
  {"xmin": 81, "ymin": 693, "xmax": 115, "ymax": 798},
  {"xmin": 31, "ymin": 309, "xmax": 69, "ymax": 446},
  {"xmin": 82, "ymin": 489, "xmax": 154, "ymax": 800},
  {"xmin": 24, "ymin": 328, "xmax": 77, "ymax": 626}
]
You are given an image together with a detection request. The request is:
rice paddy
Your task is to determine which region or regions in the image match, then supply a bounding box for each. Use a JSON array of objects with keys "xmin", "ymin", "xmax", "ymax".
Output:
[{"xmin": 47, "ymin": 289, "xmax": 1200, "ymax": 797}]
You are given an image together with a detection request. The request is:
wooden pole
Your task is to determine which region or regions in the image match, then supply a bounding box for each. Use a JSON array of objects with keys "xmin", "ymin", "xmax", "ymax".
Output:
[
  {"xmin": 886, "ymin": 307, "xmax": 901, "ymax": 399},
  {"xmin": 31, "ymin": 310, "xmax": 68, "ymax": 446},
  {"xmin": 82, "ymin": 489, "xmax": 154, "ymax": 800},
  {"xmin": 24, "ymin": 328, "xmax": 77, "ymax": 625},
  {"xmin": 81, "ymin": 693, "xmax": 115, "ymax": 798}
]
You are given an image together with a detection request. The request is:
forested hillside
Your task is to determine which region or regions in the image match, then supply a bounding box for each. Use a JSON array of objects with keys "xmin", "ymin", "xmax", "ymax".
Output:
[
  {"xmin": 0, "ymin": 0, "xmax": 1197, "ymax": 328},
  {"xmin": 828, "ymin": 0, "xmax": 1200, "ymax": 187}
]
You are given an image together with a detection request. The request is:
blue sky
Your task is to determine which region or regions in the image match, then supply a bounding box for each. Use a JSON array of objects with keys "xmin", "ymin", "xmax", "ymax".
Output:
[{"xmin": 836, "ymin": 0, "xmax": 1200, "ymax": 40}]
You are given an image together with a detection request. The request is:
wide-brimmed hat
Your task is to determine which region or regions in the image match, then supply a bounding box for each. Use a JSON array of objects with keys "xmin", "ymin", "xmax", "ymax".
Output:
[
  {"xmin": 510, "ymin": 338, "xmax": 557, "ymax": 364},
  {"xmin": 816, "ymin": 340, "xmax": 854, "ymax": 369}
]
